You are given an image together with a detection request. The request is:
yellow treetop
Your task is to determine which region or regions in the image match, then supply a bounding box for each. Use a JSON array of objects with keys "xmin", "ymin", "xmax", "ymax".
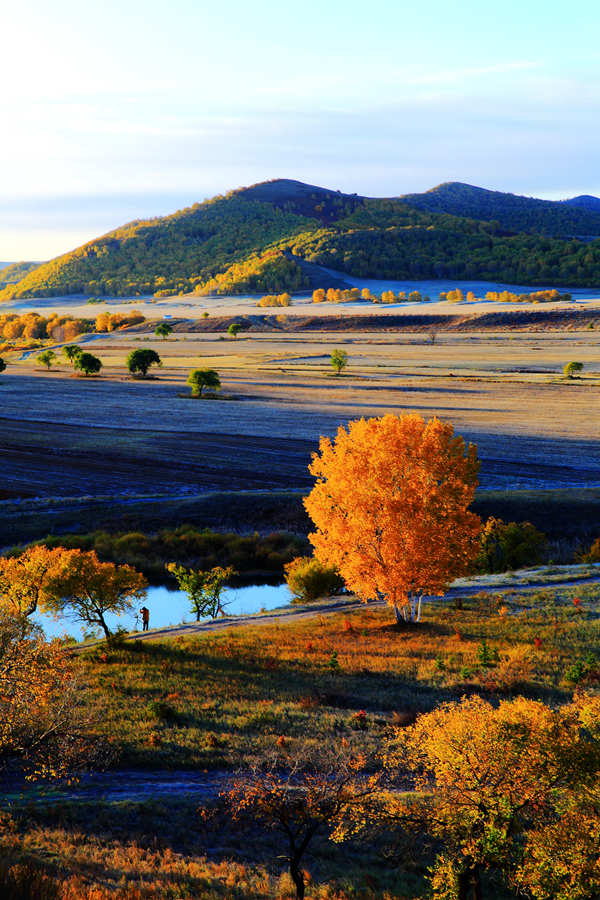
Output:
[{"xmin": 304, "ymin": 413, "xmax": 480, "ymax": 620}]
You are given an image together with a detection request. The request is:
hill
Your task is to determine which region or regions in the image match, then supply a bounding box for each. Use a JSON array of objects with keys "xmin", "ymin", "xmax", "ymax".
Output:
[
  {"xmin": 0, "ymin": 260, "xmax": 43, "ymax": 284},
  {"xmin": 2, "ymin": 180, "xmax": 600, "ymax": 301},
  {"xmin": 400, "ymin": 182, "xmax": 600, "ymax": 237},
  {"xmin": 562, "ymin": 194, "xmax": 600, "ymax": 212}
]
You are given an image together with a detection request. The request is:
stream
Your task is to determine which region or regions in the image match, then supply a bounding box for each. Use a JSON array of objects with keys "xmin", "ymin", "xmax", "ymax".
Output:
[{"xmin": 35, "ymin": 580, "xmax": 292, "ymax": 641}]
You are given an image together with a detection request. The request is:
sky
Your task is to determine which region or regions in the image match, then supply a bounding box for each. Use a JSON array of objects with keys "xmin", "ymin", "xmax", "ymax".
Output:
[{"xmin": 1, "ymin": 0, "xmax": 599, "ymax": 260}]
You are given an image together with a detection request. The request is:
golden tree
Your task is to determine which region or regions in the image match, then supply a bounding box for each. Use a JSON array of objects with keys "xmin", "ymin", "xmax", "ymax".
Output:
[
  {"xmin": 304, "ymin": 414, "xmax": 480, "ymax": 622},
  {"xmin": 45, "ymin": 550, "xmax": 147, "ymax": 639},
  {"xmin": 382, "ymin": 694, "xmax": 600, "ymax": 900},
  {"xmin": 0, "ymin": 546, "xmax": 70, "ymax": 617},
  {"xmin": 0, "ymin": 607, "xmax": 100, "ymax": 780}
]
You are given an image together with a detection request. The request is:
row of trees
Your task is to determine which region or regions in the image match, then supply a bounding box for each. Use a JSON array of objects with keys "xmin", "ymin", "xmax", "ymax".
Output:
[
  {"xmin": 312, "ymin": 287, "xmax": 431, "ymax": 303},
  {"xmin": 0, "ymin": 309, "xmax": 146, "ymax": 347}
]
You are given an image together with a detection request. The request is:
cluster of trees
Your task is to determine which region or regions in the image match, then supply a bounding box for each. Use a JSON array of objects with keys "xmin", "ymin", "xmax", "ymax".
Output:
[
  {"xmin": 24, "ymin": 526, "xmax": 309, "ymax": 581},
  {"xmin": 482, "ymin": 289, "xmax": 573, "ymax": 303},
  {"xmin": 401, "ymin": 180, "xmax": 600, "ymax": 236},
  {"xmin": 0, "ymin": 311, "xmax": 93, "ymax": 343},
  {"xmin": 0, "ymin": 260, "xmax": 42, "ymax": 284},
  {"xmin": 0, "ymin": 545, "xmax": 146, "ymax": 639},
  {"xmin": 258, "ymin": 292, "xmax": 292, "ymax": 307},
  {"xmin": 95, "ymin": 310, "xmax": 145, "ymax": 331},
  {"xmin": 0, "ymin": 310, "xmax": 146, "ymax": 349},
  {"xmin": 283, "ymin": 225, "xmax": 600, "ymax": 288},
  {"xmin": 221, "ymin": 694, "xmax": 600, "ymax": 900},
  {"xmin": 0, "ymin": 196, "xmax": 319, "ymax": 300},
  {"xmin": 312, "ymin": 287, "xmax": 361, "ymax": 303},
  {"xmin": 197, "ymin": 250, "xmax": 308, "ymax": 297}
]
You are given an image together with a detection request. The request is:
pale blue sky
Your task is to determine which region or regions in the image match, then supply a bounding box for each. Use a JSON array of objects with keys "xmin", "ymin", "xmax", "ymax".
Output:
[{"xmin": 1, "ymin": 0, "xmax": 598, "ymax": 258}]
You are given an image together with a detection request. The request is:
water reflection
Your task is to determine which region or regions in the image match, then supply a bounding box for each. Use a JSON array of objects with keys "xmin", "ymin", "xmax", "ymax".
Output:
[{"xmin": 35, "ymin": 581, "xmax": 292, "ymax": 641}]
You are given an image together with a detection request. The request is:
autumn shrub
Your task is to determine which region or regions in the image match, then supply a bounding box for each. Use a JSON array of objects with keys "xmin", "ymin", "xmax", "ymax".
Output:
[
  {"xmin": 284, "ymin": 556, "xmax": 345, "ymax": 603},
  {"xmin": 476, "ymin": 518, "xmax": 547, "ymax": 573},
  {"xmin": 0, "ymin": 854, "xmax": 63, "ymax": 900},
  {"xmin": 10, "ymin": 528, "xmax": 310, "ymax": 581},
  {"xmin": 581, "ymin": 535, "xmax": 600, "ymax": 563}
]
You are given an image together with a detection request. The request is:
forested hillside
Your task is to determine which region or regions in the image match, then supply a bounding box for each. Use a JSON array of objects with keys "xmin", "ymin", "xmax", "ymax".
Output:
[
  {"xmin": 401, "ymin": 182, "xmax": 600, "ymax": 236},
  {"xmin": 0, "ymin": 260, "xmax": 43, "ymax": 284},
  {"xmin": 2, "ymin": 180, "xmax": 600, "ymax": 300}
]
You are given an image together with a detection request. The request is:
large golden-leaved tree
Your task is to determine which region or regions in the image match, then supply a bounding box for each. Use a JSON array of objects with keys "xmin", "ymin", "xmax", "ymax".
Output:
[
  {"xmin": 304, "ymin": 414, "xmax": 480, "ymax": 622},
  {"xmin": 381, "ymin": 694, "xmax": 600, "ymax": 900}
]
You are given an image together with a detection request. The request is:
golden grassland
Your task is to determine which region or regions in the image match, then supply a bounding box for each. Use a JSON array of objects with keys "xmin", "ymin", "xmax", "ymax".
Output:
[
  {"xmin": 3, "ymin": 330, "xmax": 600, "ymax": 463},
  {"xmin": 4, "ymin": 585, "xmax": 600, "ymax": 899},
  {"xmin": 73, "ymin": 585, "xmax": 600, "ymax": 768}
]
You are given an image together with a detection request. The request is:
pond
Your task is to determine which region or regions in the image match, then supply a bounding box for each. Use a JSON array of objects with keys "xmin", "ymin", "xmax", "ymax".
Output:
[{"xmin": 34, "ymin": 580, "xmax": 293, "ymax": 641}]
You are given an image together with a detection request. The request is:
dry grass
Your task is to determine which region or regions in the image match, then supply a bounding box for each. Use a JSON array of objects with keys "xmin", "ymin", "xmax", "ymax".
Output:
[{"xmin": 67, "ymin": 584, "xmax": 600, "ymax": 769}]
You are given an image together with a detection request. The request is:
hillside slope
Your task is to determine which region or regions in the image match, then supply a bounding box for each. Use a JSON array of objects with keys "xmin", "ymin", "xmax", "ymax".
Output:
[
  {"xmin": 0, "ymin": 260, "xmax": 43, "ymax": 284},
  {"xmin": 2, "ymin": 180, "xmax": 600, "ymax": 300},
  {"xmin": 400, "ymin": 182, "xmax": 600, "ymax": 236}
]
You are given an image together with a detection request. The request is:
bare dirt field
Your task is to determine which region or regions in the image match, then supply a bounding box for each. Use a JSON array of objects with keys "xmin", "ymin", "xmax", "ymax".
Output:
[{"xmin": 2, "ymin": 327, "xmax": 600, "ymax": 501}]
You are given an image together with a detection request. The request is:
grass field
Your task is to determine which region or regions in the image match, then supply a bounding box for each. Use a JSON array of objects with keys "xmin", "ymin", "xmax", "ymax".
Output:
[{"xmin": 2, "ymin": 328, "xmax": 600, "ymax": 508}]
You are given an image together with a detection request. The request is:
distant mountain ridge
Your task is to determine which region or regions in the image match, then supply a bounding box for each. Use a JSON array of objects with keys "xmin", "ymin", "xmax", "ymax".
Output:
[
  {"xmin": 399, "ymin": 182, "xmax": 600, "ymax": 236},
  {"xmin": 0, "ymin": 261, "xmax": 43, "ymax": 283},
  {"xmin": 1, "ymin": 180, "xmax": 599, "ymax": 301}
]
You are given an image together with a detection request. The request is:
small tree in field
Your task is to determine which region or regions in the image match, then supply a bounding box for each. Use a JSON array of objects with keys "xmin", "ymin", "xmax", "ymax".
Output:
[
  {"xmin": 62, "ymin": 344, "xmax": 82, "ymax": 364},
  {"xmin": 166, "ymin": 563, "xmax": 236, "ymax": 619},
  {"xmin": 45, "ymin": 550, "xmax": 147, "ymax": 639},
  {"xmin": 564, "ymin": 360, "xmax": 584, "ymax": 378},
  {"xmin": 73, "ymin": 352, "xmax": 102, "ymax": 376},
  {"xmin": 330, "ymin": 348, "xmax": 348, "ymax": 375},
  {"xmin": 187, "ymin": 368, "xmax": 221, "ymax": 396},
  {"xmin": 37, "ymin": 350, "xmax": 57, "ymax": 370},
  {"xmin": 304, "ymin": 414, "xmax": 480, "ymax": 623},
  {"xmin": 155, "ymin": 322, "xmax": 172, "ymax": 339},
  {"xmin": 219, "ymin": 744, "xmax": 381, "ymax": 900},
  {"xmin": 227, "ymin": 323, "xmax": 242, "ymax": 338},
  {"xmin": 126, "ymin": 348, "xmax": 162, "ymax": 378}
]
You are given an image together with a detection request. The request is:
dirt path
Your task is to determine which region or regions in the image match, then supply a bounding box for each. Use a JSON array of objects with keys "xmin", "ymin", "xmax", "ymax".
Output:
[{"xmin": 80, "ymin": 573, "xmax": 600, "ymax": 648}]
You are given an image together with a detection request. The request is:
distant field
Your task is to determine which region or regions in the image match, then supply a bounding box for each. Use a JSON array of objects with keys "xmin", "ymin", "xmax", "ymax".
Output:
[{"xmin": 2, "ymin": 324, "xmax": 600, "ymax": 545}]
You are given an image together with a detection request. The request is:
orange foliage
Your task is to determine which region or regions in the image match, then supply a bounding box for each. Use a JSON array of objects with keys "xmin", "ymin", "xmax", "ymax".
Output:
[
  {"xmin": 45, "ymin": 550, "xmax": 147, "ymax": 639},
  {"xmin": 0, "ymin": 545, "xmax": 71, "ymax": 617},
  {"xmin": 304, "ymin": 414, "xmax": 480, "ymax": 621},
  {"xmin": 383, "ymin": 694, "xmax": 600, "ymax": 898},
  {"xmin": 0, "ymin": 608, "xmax": 96, "ymax": 780}
]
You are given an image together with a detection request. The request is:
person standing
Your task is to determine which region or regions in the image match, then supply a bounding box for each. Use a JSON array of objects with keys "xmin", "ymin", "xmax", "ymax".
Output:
[{"xmin": 140, "ymin": 606, "xmax": 150, "ymax": 631}]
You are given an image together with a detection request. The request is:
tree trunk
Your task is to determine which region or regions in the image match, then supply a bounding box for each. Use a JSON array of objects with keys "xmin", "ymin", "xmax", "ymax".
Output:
[
  {"xmin": 97, "ymin": 612, "xmax": 111, "ymax": 639},
  {"xmin": 289, "ymin": 853, "xmax": 305, "ymax": 899}
]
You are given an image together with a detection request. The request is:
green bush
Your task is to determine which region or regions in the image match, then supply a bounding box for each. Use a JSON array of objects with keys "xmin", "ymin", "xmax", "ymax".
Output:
[
  {"xmin": 476, "ymin": 518, "xmax": 547, "ymax": 573},
  {"xmin": 284, "ymin": 556, "xmax": 345, "ymax": 603}
]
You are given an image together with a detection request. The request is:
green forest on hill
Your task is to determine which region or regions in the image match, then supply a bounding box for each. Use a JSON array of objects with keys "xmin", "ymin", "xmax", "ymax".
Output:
[
  {"xmin": 401, "ymin": 181, "xmax": 600, "ymax": 236},
  {"xmin": 2, "ymin": 182, "xmax": 600, "ymax": 301}
]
